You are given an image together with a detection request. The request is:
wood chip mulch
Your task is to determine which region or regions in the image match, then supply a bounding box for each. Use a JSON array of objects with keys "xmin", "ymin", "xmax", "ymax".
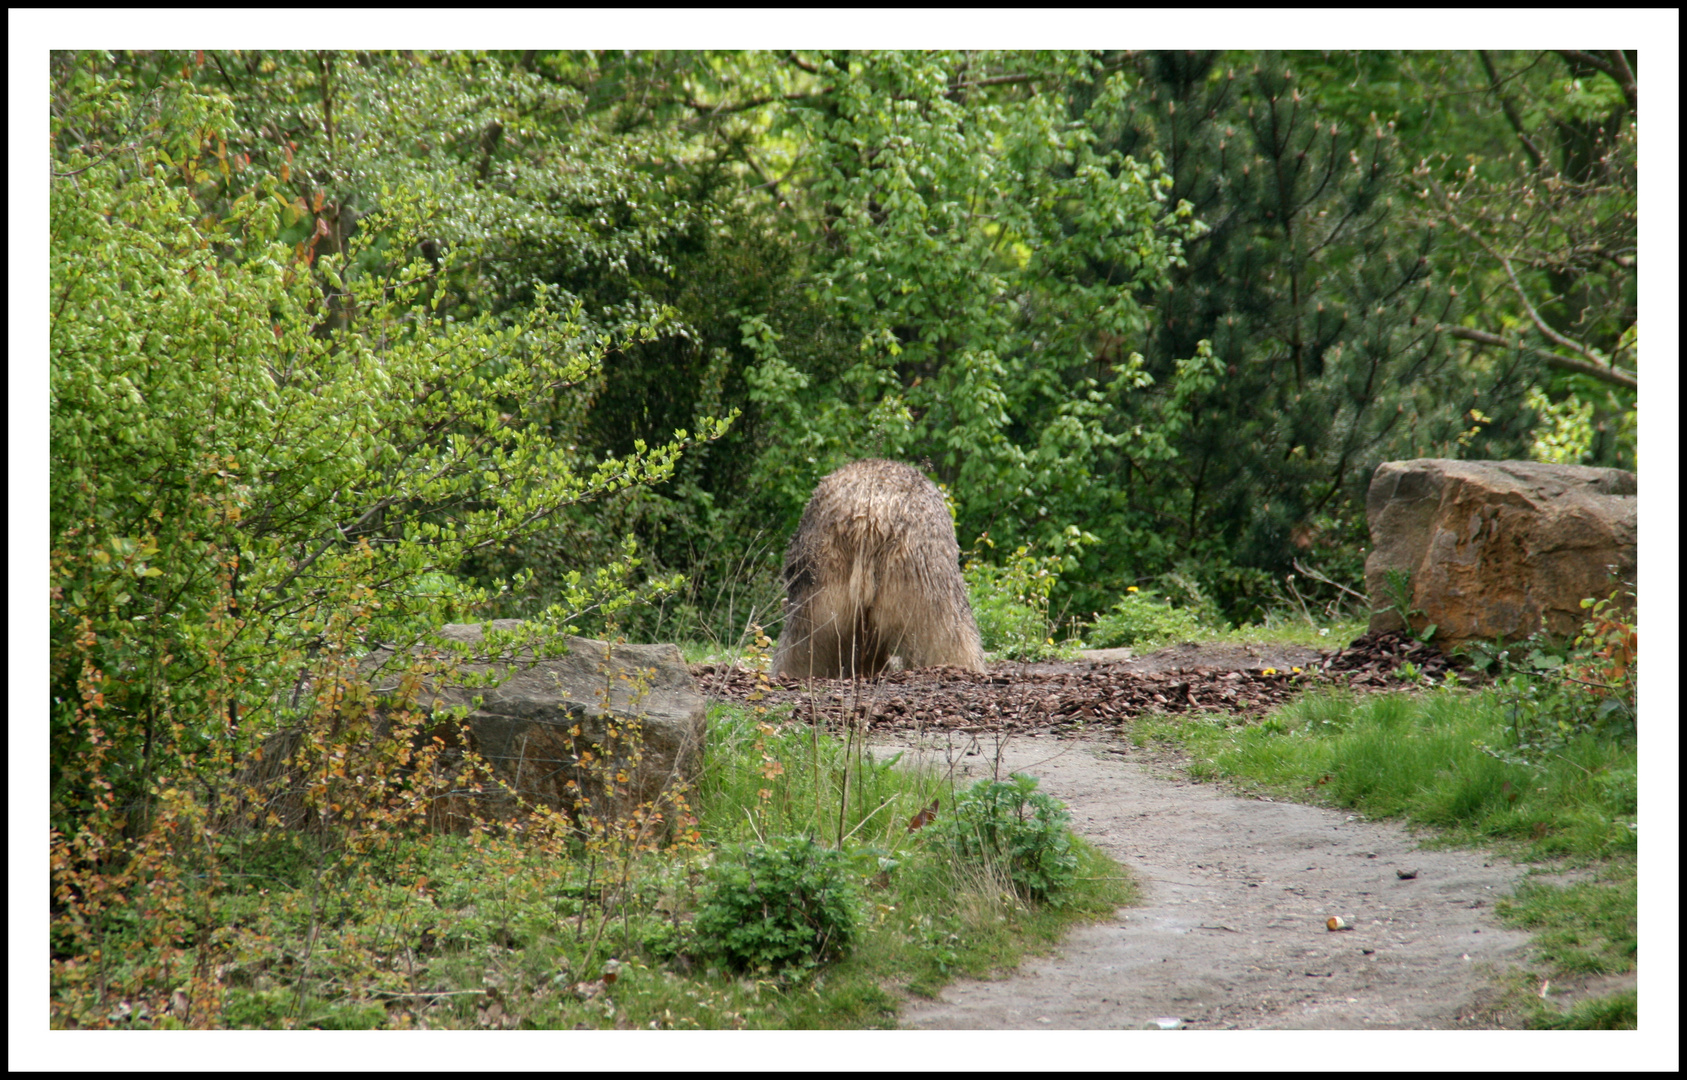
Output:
[
  {"xmin": 1323, "ymin": 629, "xmax": 1470, "ymax": 686},
  {"xmin": 693, "ymin": 630, "xmax": 1469, "ymax": 736}
]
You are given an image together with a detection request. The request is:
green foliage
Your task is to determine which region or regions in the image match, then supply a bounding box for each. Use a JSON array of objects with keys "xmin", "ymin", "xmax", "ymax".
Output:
[
  {"xmin": 47, "ymin": 52, "xmax": 736, "ymax": 1028},
  {"xmin": 1299, "ymin": 50, "xmax": 1638, "ymax": 470},
  {"xmin": 787, "ymin": 53, "xmax": 1193, "ymax": 533},
  {"xmin": 964, "ymin": 533, "xmax": 1088, "ymax": 661},
  {"xmin": 1086, "ymin": 586, "xmax": 1212, "ymax": 649},
  {"xmin": 691, "ymin": 836, "xmax": 861, "ymax": 976},
  {"xmin": 52, "ymin": 695, "xmax": 1128, "ymax": 1029},
  {"xmin": 1185, "ymin": 617, "xmax": 1367, "ymax": 651},
  {"xmin": 1463, "ymin": 586, "xmax": 1637, "ymax": 766},
  {"xmin": 46, "ymin": 47, "xmax": 1645, "ymax": 1029},
  {"xmin": 935, "ymin": 775, "xmax": 1079, "ymax": 903},
  {"xmin": 1145, "ymin": 686, "xmax": 1637, "ymax": 861},
  {"xmin": 60, "ymin": 48, "xmax": 1634, "ymax": 645},
  {"xmin": 1526, "ymin": 386, "xmax": 1597, "ymax": 464},
  {"xmin": 1530, "ymin": 990, "xmax": 1637, "ymax": 1030},
  {"xmin": 1531, "ymin": 999, "xmax": 1633, "ymax": 1026},
  {"xmin": 1073, "ymin": 51, "xmax": 1541, "ymax": 622},
  {"xmin": 693, "ymin": 621, "xmax": 947, "ymax": 848},
  {"xmin": 49, "ymin": 53, "xmax": 724, "ymax": 828},
  {"xmin": 700, "ymin": 51, "xmax": 1209, "ymax": 627},
  {"xmin": 1380, "ymin": 567, "xmax": 1437, "ymax": 642},
  {"xmin": 1497, "ymin": 875, "xmax": 1637, "ymax": 978},
  {"xmin": 712, "ymin": 712, "xmax": 906, "ymax": 848}
]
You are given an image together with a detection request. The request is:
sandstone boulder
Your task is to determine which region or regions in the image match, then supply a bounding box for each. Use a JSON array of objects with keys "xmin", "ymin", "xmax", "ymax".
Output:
[
  {"xmin": 1364, "ymin": 459, "xmax": 1636, "ymax": 650},
  {"xmin": 246, "ymin": 621, "xmax": 706, "ymax": 831}
]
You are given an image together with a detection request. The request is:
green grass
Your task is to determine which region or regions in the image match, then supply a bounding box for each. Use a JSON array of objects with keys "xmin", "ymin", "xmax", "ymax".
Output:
[
  {"xmin": 1532, "ymin": 990, "xmax": 1638, "ymax": 1029},
  {"xmin": 1130, "ymin": 684, "xmax": 1638, "ymax": 1029},
  {"xmin": 1136, "ymin": 687, "xmax": 1637, "ymax": 859},
  {"xmin": 56, "ymin": 701, "xmax": 1132, "ymax": 1031},
  {"xmin": 1496, "ymin": 874, "xmax": 1638, "ymax": 977},
  {"xmin": 673, "ymin": 608, "xmax": 1367, "ymax": 669},
  {"xmin": 696, "ymin": 702, "xmax": 946, "ymax": 850}
]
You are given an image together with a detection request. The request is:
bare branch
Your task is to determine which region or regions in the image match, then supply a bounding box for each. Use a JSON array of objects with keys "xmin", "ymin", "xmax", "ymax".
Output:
[
  {"xmin": 685, "ymin": 67, "xmax": 1058, "ymax": 120},
  {"xmin": 1478, "ymin": 51, "xmax": 1545, "ymax": 172},
  {"xmin": 951, "ymin": 72, "xmax": 1042, "ymax": 91},
  {"xmin": 1609, "ymin": 50, "xmax": 1637, "ymax": 108},
  {"xmin": 1441, "ymin": 326, "xmax": 1637, "ymax": 390},
  {"xmin": 684, "ymin": 89, "xmax": 827, "ymax": 116},
  {"xmin": 1419, "ymin": 173, "xmax": 1636, "ymax": 390},
  {"xmin": 1291, "ymin": 558, "xmax": 1370, "ymax": 607}
]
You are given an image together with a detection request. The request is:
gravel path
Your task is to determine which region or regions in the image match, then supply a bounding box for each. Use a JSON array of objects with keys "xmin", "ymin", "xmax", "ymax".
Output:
[
  {"xmin": 699, "ymin": 639, "xmax": 1552, "ymax": 1030},
  {"xmin": 886, "ymin": 733, "xmax": 1539, "ymax": 1030}
]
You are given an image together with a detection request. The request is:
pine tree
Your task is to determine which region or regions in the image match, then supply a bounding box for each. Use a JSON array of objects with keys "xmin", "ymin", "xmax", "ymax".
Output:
[{"xmin": 1072, "ymin": 51, "xmax": 1536, "ymax": 619}]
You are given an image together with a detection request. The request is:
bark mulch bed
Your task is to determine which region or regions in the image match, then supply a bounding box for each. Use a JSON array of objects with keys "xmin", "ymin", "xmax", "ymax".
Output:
[
  {"xmin": 693, "ymin": 630, "xmax": 1469, "ymax": 736},
  {"xmin": 1322, "ymin": 628, "xmax": 1468, "ymax": 685}
]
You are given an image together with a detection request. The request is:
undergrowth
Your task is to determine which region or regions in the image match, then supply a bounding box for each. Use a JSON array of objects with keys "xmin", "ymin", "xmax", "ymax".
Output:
[{"xmin": 53, "ymin": 683, "xmax": 1132, "ymax": 1030}]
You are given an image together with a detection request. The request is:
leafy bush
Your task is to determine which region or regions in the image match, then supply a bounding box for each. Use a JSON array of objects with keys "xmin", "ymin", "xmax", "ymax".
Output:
[
  {"xmin": 46, "ymin": 56, "xmax": 730, "ymax": 1028},
  {"xmin": 934, "ymin": 774, "xmax": 1078, "ymax": 902},
  {"xmin": 1086, "ymin": 587, "xmax": 1210, "ymax": 649},
  {"xmin": 967, "ymin": 559, "xmax": 1053, "ymax": 660},
  {"xmin": 691, "ymin": 836, "xmax": 860, "ymax": 975},
  {"xmin": 1465, "ymin": 586, "xmax": 1637, "ymax": 766},
  {"xmin": 965, "ymin": 535, "xmax": 1086, "ymax": 661}
]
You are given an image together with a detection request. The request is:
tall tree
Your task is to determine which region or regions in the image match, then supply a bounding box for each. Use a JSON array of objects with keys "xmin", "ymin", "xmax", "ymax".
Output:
[
  {"xmin": 1297, "ymin": 50, "xmax": 1637, "ymax": 467},
  {"xmin": 1060, "ymin": 51, "xmax": 1535, "ymax": 617}
]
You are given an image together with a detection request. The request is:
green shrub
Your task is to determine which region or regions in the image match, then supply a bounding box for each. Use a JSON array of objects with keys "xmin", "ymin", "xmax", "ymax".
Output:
[
  {"xmin": 1464, "ymin": 586, "xmax": 1637, "ymax": 766},
  {"xmin": 1086, "ymin": 587, "xmax": 1209, "ymax": 649},
  {"xmin": 965, "ymin": 534, "xmax": 1089, "ymax": 661},
  {"xmin": 691, "ymin": 835, "xmax": 860, "ymax": 975},
  {"xmin": 967, "ymin": 561, "xmax": 1051, "ymax": 658},
  {"xmin": 965, "ymin": 548, "xmax": 1057, "ymax": 660},
  {"xmin": 934, "ymin": 774, "xmax": 1078, "ymax": 902}
]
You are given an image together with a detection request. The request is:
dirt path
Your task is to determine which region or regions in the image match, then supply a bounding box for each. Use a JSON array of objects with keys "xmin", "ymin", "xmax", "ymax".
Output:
[
  {"xmin": 700, "ymin": 639, "xmax": 1552, "ymax": 1029},
  {"xmin": 884, "ymin": 732, "xmax": 1540, "ymax": 1030}
]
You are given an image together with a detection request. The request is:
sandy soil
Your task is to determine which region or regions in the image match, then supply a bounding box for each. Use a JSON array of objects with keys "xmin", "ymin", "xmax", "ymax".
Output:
[{"xmin": 885, "ymin": 731, "xmax": 1548, "ymax": 1030}]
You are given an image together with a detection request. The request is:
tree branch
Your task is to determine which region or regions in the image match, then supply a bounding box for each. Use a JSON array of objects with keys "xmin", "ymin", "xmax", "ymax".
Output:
[
  {"xmin": 951, "ymin": 72, "xmax": 1042, "ymax": 91},
  {"xmin": 261, "ymin": 494, "xmax": 401, "ymax": 602},
  {"xmin": 1441, "ymin": 325, "xmax": 1637, "ymax": 390},
  {"xmin": 475, "ymin": 120, "xmax": 504, "ymax": 186},
  {"xmin": 1292, "ymin": 558, "xmax": 1370, "ymax": 606},
  {"xmin": 1557, "ymin": 50, "xmax": 1636, "ymax": 111},
  {"xmin": 1477, "ymin": 51, "xmax": 1545, "ymax": 172},
  {"xmin": 1420, "ymin": 174, "xmax": 1636, "ymax": 390},
  {"xmin": 684, "ymin": 68, "xmax": 1054, "ymax": 119},
  {"xmin": 685, "ymin": 89, "xmax": 827, "ymax": 116}
]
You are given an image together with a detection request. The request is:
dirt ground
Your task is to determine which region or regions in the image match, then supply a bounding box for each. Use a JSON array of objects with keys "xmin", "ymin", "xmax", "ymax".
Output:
[
  {"xmin": 1021, "ymin": 639, "xmax": 1329, "ymax": 677},
  {"xmin": 697, "ymin": 639, "xmax": 1588, "ymax": 1030},
  {"xmin": 884, "ymin": 730, "xmax": 1545, "ymax": 1030}
]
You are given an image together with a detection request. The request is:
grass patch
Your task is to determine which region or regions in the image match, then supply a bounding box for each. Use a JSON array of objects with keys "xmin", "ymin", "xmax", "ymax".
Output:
[
  {"xmin": 1495, "ymin": 874, "xmax": 1638, "ymax": 977},
  {"xmin": 1147, "ymin": 687, "xmax": 1637, "ymax": 859},
  {"xmin": 1532, "ymin": 989, "xmax": 1638, "ymax": 1030},
  {"xmin": 53, "ymin": 700, "xmax": 1132, "ymax": 1030},
  {"xmin": 1130, "ymin": 684, "xmax": 1639, "ymax": 1029},
  {"xmin": 677, "ymin": 610, "xmax": 1364, "ymax": 669}
]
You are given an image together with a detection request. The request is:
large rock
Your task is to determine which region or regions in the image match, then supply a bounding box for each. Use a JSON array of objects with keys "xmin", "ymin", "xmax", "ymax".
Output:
[
  {"xmin": 1364, "ymin": 459, "xmax": 1636, "ymax": 649},
  {"xmin": 395, "ymin": 621, "xmax": 707, "ymax": 823},
  {"xmin": 245, "ymin": 621, "xmax": 707, "ymax": 831}
]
